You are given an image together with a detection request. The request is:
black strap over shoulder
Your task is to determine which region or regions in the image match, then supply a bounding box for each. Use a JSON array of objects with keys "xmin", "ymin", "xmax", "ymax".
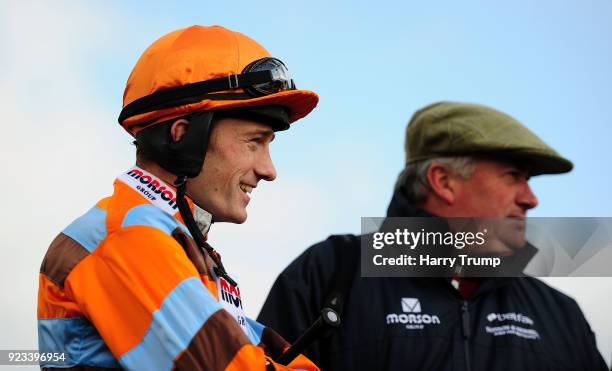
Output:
[
  {"xmin": 324, "ymin": 234, "xmax": 360, "ymax": 317},
  {"xmin": 275, "ymin": 234, "xmax": 360, "ymax": 366}
]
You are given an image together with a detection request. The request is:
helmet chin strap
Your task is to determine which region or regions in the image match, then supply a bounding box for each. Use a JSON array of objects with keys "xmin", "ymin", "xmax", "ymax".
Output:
[{"xmin": 174, "ymin": 175, "xmax": 238, "ymax": 287}]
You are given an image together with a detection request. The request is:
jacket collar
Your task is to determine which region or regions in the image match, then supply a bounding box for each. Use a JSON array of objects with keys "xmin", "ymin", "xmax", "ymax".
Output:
[
  {"xmin": 386, "ymin": 189, "xmax": 432, "ymax": 218},
  {"xmin": 117, "ymin": 166, "xmax": 213, "ymax": 236}
]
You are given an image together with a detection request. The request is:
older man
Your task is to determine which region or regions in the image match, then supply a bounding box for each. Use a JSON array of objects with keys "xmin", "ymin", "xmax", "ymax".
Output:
[
  {"xmin": 259, "ymin": 102, "xmax": 607, "ymax": 370},
  {"xmin": 37, "ymin": 25, "xmax": 319, "ymax": 370}
]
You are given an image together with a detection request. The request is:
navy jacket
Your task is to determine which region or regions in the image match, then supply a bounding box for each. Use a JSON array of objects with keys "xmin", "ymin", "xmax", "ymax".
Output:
[{"xmin": 258, "ymin": 191, "xmax": 607, "ymax": 371}]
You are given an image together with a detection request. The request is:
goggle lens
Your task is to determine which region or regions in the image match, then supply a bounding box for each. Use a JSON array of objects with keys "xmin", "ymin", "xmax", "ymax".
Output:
[{"xmin": 243, "ymin": 58, "xmax": 296, "ymax": 96}]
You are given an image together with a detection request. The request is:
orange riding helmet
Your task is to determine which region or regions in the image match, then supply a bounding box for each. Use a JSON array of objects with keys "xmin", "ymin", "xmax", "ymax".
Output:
[{"xmin": 119, "ymin": 25, "xmax": 319, "ymax": 136}]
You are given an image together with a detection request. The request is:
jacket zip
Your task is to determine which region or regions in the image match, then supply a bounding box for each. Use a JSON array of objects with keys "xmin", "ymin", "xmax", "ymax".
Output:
[{"xmin": 461, "ymin": 300, "xmax": 472, "ymax": 371}]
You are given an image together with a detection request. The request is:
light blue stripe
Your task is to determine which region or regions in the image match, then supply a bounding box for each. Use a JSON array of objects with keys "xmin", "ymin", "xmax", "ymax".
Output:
[
  {"xmin": 245, "ymin": 317, "xmax": 265, "ymax": 345},
  {"xmin": 63, "ymin": 205, "xmax": 107, "ymax": 253},
  {"xmin": 38, "ymin": 317, "xmax": 120, "ymax": 368},
  {"xmin": 121, "ymin": 204, "xmax": 190, "ymax": 236},
  {"xmin": 119, "ymin": 277, "xmax": 222, "ymax": 371}
]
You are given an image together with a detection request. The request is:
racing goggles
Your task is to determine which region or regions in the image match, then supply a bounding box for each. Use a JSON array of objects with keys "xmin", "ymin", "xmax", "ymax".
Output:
[{"xmin": 119, "ymin": 57, "xmax": 296, "ymax": 124}]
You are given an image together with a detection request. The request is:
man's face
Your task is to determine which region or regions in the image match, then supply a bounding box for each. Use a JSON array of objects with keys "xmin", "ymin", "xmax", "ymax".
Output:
[
  {"xmin": 186, "ymin": 117, "xmax": 277, "ymax": 223},
  {"xmin": 451, "ymin": 159, "xmax": 538, "ymax": 252},
  {"xmin": 452, "ymin": 159, "xmax": 538, "ymax": 217}
]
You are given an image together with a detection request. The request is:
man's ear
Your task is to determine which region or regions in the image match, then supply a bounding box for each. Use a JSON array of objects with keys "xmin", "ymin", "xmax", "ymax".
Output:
[
  {"xmin": 170, "ymin": 119, "xmax": 190, "ymax": 142},
  {"xmin": 426, "ymin": 163, "xmax": 458, "ymax": 205}
]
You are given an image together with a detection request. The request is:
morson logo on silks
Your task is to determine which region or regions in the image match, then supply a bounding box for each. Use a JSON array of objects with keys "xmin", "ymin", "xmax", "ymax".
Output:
[
  {"xmin": 216, "ymin": 276, "xmax": 249, "ymax": 335},
  {"xmin": 219, "ymin": 277, "xmax": 243, "ymax": 309},
  {"xmin": 117, "ymin": 167, "xmax": 180, "ymax": 215}
]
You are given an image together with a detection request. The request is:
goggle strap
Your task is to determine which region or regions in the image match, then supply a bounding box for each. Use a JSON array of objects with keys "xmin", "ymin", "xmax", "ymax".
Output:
[{"xmin": 119, "ymin": 70, "xmax": 275, "ymax": 123}]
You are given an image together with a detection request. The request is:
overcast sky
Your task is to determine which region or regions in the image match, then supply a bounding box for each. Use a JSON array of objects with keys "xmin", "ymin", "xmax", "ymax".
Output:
[{"xmin": 1, "ymin": 0, "xmax": 611, "ymax": 368}]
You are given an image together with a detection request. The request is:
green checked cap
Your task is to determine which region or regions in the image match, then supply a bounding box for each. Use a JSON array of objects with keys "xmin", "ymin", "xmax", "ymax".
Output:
[{"xmin": 405, "ymin": 102, "xmax": 573, "ymax": 175}]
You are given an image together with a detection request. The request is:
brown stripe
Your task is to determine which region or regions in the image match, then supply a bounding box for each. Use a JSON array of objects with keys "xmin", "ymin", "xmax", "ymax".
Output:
[
  {"xmin": 40, "ymin": 233, "xmax": 90, "ymax": 288},
  {"xmin": 172, "ymin": 228, "xmax": 212, "ymax": 275},
  {"xmin": 173, "ymin": 309, "xmax": 250, "ymax": 371},
  {"xmin": 260, "ymin": 326, "xmax": 290, "ymax": 360}
]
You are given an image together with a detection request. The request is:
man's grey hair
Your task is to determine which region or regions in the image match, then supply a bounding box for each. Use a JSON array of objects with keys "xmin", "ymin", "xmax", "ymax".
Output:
[{"xmin": 396, "ymin": 156, "xmax": 476, "ymax": 204}]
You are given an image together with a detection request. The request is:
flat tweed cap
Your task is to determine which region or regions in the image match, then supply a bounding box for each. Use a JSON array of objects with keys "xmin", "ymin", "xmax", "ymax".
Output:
[{"xmin": 405, "ymin": 101, "xmax": 573, "ymax": 175}]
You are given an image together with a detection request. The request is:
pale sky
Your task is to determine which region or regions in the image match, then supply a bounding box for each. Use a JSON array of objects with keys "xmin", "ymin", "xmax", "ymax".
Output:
[{"xmin": 1, "ymin": 0, "xmax": 611, "ymax": 368}]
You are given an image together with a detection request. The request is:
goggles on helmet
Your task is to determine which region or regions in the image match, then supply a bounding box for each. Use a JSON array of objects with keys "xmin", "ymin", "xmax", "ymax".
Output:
[{"xmin": 118, "ymin": 57, "xmax": 296, "ymax": 124}]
